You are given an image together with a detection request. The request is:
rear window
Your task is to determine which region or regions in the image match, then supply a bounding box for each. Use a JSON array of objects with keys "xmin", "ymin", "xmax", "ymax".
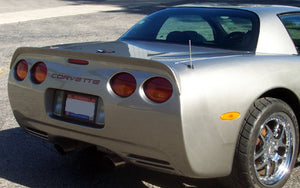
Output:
[
  {"xmin": 120, "ymin": 7, "xmax": 260, "ymax": 51},
  {"xmin": 280, "ymin": 13, "xmax": 300, "ymax": 53},
  {"xmin": 156, "ymin": 15, "xmax": 215, "ymax": 41}
]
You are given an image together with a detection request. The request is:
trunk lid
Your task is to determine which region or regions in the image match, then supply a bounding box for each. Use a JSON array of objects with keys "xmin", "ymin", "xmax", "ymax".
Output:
[{"xmin": 44, "ymin": 39, "xmax": 251, "ymax": 65}]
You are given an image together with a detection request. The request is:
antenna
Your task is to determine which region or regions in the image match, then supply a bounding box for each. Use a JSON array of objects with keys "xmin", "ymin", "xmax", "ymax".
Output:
[{"xmin": 188, "ymin": 40, "xmax": 194, "ymax": 69}]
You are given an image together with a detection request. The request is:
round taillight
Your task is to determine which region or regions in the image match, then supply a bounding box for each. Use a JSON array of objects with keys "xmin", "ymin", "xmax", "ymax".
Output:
[
  {"xmin": 143, "ymin": 77, "xmax": 173, "ymax": 103},
  {"xmin": 15, "ymin": 60, "xmax": 28, "ymax": 81},
  {"xmin": 31, "ymin": 62, "xmax": 47, "ymax": 84},
  {"xmin": 110, "ymin": 72, "xmax": 136, "ymax": 97}
]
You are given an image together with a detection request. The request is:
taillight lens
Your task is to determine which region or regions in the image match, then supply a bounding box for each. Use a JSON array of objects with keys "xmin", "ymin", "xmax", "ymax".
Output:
[
  {"xmin": 31, "ymin": 62, "xmax": 47, "ymax": 84},
  {"xmin": 15, "ymin": 60, "xmax": 28, "ymax": 81},
  {"xmin": 144, "ymin": 77, "xmax": 173, "ymax": 103},
  {"xmin": 110, "ymin": 72, "xmax": 136, "ymax": 97}
]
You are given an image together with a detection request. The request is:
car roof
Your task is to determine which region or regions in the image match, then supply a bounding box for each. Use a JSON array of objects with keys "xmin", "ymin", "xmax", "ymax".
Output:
[
  {"xmin": 176, "ymin": 4, "xmax": 300, "ymax": 15},
  {"xmin": 174, "ymin": 4, "xmax": 300, "ymax": 55}
]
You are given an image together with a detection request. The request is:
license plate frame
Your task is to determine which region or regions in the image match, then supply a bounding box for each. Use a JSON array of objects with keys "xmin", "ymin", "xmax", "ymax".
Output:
[{"xmin": 63, "ymin": 93, "xmax": 97, "ymax": 123}]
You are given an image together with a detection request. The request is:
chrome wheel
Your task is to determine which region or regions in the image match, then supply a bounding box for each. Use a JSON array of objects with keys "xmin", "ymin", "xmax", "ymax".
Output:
[
  {"xmin": 254, "ymin": 112, "xmax": 296, "ymax": 185},
  {"xmin": 229, "ymin": 98, "xmax": 299, "ymax": 188}
]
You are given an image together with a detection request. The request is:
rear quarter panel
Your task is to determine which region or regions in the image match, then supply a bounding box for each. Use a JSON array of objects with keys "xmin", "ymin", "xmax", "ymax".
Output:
[{"xmin": 174, "ymin": 54, "xmax": 300, "ymax": 177}]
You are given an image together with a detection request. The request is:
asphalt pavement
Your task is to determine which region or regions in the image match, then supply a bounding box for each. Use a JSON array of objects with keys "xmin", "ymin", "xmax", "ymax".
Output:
[{"xmin": 0, "ymin": 0, "xmax": 299, "ymax": 187}]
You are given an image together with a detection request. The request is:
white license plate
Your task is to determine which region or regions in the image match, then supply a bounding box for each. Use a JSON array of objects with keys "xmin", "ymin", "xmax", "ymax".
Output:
[{"xmin": 64, "ymin": 94, "xmax": 96, "ymax": 121}]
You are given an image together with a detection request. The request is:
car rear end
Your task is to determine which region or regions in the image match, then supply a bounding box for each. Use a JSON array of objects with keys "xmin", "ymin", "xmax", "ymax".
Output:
[{"xmin": 8, "ymin": 47, "xmax": 191, "ymax": 176}]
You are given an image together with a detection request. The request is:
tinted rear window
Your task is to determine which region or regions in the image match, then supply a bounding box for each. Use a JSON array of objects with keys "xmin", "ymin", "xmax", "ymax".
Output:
[{"xmin": 120, "ymin": 7, "xmax": 260, "ymax": 51}]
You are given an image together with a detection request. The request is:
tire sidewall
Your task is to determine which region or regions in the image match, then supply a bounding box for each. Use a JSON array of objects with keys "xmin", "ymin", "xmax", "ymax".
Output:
[{"xmin": 247, "ymin": 99, "xmax": 299, "ymax": 188}]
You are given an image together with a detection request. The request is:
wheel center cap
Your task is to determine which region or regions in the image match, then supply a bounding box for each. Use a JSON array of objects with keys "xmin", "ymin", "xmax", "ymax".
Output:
[{"xmin": 267, "ymin": 142, "xmax": 278, "ymax": 157}]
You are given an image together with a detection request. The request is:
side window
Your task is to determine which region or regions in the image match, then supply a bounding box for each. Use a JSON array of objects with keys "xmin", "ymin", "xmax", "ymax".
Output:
[
  {"xmin": 156, "ymin": 15, "xmax": 214, "ymax": 42},
  {"xmin": 280, "ymin": 14, "xmax": 300, "ymax": 53}
]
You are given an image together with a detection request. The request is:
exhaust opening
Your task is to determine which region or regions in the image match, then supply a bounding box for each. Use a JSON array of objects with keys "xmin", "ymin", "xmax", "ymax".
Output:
[
  {"xmin": 104, "ymin": 154, "xmax": 126, "ymax": 168},
  {"xmin": 52, "ymin": 137, "xmax": 90, "ymax": 155}
]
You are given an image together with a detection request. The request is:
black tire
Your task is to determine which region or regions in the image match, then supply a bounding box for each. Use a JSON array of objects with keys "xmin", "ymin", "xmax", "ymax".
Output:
[{"xmin": 228, "ymin": 97, "xmax": 299, "ymax": 188}]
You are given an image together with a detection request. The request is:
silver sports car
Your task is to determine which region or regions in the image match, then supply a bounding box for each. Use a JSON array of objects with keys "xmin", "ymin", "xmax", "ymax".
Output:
[{"xmin": 8, "ymin": 4, "xmax": 300, "ymax": 188}]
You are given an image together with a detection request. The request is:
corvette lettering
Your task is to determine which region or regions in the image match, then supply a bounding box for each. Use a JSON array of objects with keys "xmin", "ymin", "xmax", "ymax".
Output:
[{"xmin": 51, "ymin": 73, "xmax": 100, "ymax": 85}]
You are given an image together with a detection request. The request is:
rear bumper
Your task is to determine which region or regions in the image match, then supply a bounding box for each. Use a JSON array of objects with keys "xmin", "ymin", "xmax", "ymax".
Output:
[
  {"xmin": 17, "ymin": 116, "xmax": 178, "ymax": 173},
  {"xmin": 9, "ymin": 83, "xmax": 235, "ymax": 179},
  {"xmin": 8, "ymin": 81, "xmax": 189, "ymax": 176}
]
